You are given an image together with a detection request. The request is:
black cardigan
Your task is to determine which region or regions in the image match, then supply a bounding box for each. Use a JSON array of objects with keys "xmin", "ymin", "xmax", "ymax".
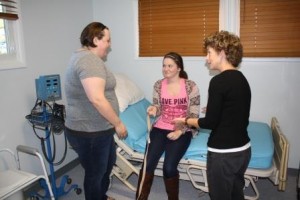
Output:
[{"xmin": 199, "ymin": 70, "xmax": 251, "ymax": 149}]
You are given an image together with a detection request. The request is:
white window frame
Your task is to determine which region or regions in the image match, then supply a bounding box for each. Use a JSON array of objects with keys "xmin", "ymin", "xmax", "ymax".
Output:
[
  {"xmin": 219, "ymin": 0, "xmax": 240, "ymax": 36},
  {"xmin": 0, "ymin": 0, "xmax": 26, "ymax": 71}
]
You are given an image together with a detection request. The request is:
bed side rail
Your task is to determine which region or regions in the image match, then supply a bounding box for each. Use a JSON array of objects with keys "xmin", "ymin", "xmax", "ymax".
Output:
[{"xmin": 271, "ymin": 117, "xmax": 289, "ymax": 191}]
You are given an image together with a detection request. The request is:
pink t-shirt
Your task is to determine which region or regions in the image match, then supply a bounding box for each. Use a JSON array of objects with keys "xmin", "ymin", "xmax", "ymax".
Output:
[{"xmin": 154, "ymin": 78, "xmax": 188, "ymax": 131}]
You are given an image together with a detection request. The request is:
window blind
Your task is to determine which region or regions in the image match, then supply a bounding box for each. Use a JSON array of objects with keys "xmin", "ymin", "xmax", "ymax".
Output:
[
  {"xmin": 139, "ymin": 0, "xmax": 219, "ymax": 57},
  {"xmin": 0, "ymin": 0, "xmax": 18, "ymax": 20},
  {"xmin": 240, "ymin": 0, "xmax": 300, "ymax": 57}
]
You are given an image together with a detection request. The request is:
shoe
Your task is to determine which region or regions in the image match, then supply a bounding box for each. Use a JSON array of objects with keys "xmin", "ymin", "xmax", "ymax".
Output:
[{"xmin": 107, "ymin": 196, "xmax": 115, "ymax": 200}]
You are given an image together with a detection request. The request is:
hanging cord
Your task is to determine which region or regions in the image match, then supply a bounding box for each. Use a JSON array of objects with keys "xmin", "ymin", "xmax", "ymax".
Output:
[
  {"xmin": 41, "ymin": 131, "xmax": 56, "ymax": 163},
  {"xmin": 26, "ymin": 99, "xmax": 68, "ymax": 165},
  {"xmin": 137, "ymin": 114, "xmax": 155, "ymax": 199},
  {"xmin": 49, "ymin": 102, "xmax": 68, "ymax": 165},
  {"xmin": 51, "ymin": 103, "xmax": 65, "ymax": 134},
  {"xmin": 26, "ymin": 99, "xmax": 52, "ymax": 140},
  {"xmin": 41, "ymin": 128, "xmax": 68, "ymax": 166},
  {"xmin": 53, "ymin": 131, "xmax": 68, "ymax": 166}
]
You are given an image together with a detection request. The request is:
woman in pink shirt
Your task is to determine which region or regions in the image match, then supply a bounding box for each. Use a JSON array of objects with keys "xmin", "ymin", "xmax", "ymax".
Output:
[{"xmin": 136, "ymin": 52, "xmax": 200, "ymax": 200}]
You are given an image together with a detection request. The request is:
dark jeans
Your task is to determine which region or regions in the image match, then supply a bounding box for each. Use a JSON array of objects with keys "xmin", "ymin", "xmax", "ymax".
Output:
[
  {"xmin": 207, "ymin": 147, "xmax": 251, "ymax": 200},
  {"xmin": 145, "ymin": 127, "xmax": 192, "ymax": 178},
  {"xmin": 65, "ymin": 127, "xmax": 116, "ymax": 200}
]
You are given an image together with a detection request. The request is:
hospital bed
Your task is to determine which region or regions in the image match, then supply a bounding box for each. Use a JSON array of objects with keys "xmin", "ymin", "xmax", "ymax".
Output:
[
  {"xmin": 111, "ymin": 73, "xmax": 289, "ymax": 199},
  {"xmin": 112, "ymin": 98, "xmax": 289, "ymax": 200}
]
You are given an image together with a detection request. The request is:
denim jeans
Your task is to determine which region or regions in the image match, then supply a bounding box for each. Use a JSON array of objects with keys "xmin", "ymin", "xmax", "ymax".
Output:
[
  {"xmin": 65, "ymin": 127, "xmax": 116, "ymax": 200},
  {"xmin": 145, "ymin": 127, "xmax": 192, "ymax": 178}
]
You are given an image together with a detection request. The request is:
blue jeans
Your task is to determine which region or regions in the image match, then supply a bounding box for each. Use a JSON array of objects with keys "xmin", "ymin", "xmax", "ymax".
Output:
[
  {"xmin": 145, "ymin": 127, "xmax": 192, "ymax": 178},
  {"xmin": 65, "ymin": 127, "xmax": 116, "ymax": 200}
]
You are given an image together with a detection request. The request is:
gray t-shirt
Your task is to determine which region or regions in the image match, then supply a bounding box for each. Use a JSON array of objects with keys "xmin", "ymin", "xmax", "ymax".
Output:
[{"xmin": 64, "ymin": 49, "xmax": 119, "ymax": 132}]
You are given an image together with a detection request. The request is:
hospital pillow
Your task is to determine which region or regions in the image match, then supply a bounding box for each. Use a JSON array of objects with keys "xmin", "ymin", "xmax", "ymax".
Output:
[{"xmin": 114, "ymin": 73, "xmax": 145, "ymax": 112}]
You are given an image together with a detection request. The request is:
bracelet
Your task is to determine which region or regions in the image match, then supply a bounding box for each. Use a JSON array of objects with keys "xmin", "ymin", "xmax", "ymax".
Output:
[{"xmin": 185, "ymin": 117, "xmax": 190, "ymax": 125}]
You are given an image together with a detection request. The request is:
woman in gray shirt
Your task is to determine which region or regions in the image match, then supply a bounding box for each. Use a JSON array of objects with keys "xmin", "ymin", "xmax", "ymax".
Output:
[{"xmin": 64, "ymin": 22, "xmax": 127, "ymax": 200}]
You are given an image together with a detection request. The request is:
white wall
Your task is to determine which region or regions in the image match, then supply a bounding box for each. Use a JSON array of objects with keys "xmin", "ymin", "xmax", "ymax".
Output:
[
  {"xmin": 0, "ymin": 0, "xmax": 93, "ymax": 173},
  {"xmin": 92, "ymin": 0, "xmax": 300, "ymax": 169}
]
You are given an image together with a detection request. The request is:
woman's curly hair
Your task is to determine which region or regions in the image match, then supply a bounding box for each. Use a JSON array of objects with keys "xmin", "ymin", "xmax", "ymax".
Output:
[{"xmin": 204, "ymin": 30, "xmax": 243, "ymax": 67}]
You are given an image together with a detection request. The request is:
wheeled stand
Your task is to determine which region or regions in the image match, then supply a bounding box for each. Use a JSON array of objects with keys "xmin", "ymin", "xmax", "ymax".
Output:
[
  {"xmin": 30, "ymin": 119, "xmax": 81, "ymax": 200},
  {"xmin": 26, "ymin": 74, "xmax": 82, "ymax": 199}
]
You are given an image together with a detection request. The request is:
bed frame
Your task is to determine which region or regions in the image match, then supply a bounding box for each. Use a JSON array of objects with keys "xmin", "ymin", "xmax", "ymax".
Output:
[{"xmin": 112, "ymin": 117, "xmax": 289, "ymax": 200}]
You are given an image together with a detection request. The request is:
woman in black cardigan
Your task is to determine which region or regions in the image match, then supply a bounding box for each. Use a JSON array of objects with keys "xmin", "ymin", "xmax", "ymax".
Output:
[{"xmin": 173, "ymin": 30, "xmax": 252, "ymax": 200}]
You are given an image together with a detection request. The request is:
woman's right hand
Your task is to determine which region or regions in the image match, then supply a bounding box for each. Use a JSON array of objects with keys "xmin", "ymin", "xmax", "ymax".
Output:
[
  {"xmin": 115, "ymin": 122, "xmax": 127, "ymax": 139},
  {"xmin": 147, "ymin": 105, "xmax": 157, "ymax": 117}
]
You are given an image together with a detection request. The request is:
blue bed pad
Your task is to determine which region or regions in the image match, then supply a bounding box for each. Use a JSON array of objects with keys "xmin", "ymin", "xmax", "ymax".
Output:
[{"xmin": 119, "ymin": 98, "xmax": 274, "ymax": 169}]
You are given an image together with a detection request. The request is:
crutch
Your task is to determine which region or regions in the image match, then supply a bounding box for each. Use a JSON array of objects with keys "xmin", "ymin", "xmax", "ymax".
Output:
[{"xmin": 137, "ymin": 114, "xmax": 155, "ymax": 199}]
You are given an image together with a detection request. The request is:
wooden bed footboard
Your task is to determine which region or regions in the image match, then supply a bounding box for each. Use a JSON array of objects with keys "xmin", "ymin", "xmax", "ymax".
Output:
[{"xmin": 271, "ymin": 117, "xmax": 289, "ymax": 191}]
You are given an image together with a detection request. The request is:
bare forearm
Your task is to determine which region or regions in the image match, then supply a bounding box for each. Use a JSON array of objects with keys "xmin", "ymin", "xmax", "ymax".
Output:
[
  {"xmin": 172, "ymin": 117, "xmax": 200, "ymax": 129},
  {"xmin": 185, "ymin": 117, "xmax": 200, "ymax": 129}
]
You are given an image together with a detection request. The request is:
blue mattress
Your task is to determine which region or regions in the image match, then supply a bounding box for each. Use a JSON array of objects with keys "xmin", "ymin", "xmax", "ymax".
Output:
[{"xmin": 119, "ymin": 98, "xmax": 274, "ymax": 169}]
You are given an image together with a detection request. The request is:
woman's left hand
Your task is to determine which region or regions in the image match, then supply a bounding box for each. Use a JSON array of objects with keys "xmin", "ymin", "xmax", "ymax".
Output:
[
  {"xmin": 167, "ymin": 130, "xmax": 183, "ymax": 140},
  {"xmin": 147, "ymin": 105, "xmax": 157, "ymax": 117}
]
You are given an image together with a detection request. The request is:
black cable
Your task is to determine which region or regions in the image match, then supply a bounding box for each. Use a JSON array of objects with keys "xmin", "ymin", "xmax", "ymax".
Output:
[
  {"xmin": 41, "ymin": 136, "xmax": 56, "ymax": 164},
  {"xmin": 27, "ymin": 99, "xmax": 50, "ymax": 140},
  {"xmin": 32, "ymin": 125, "xmax": 51, "ymax": 140},
  {"xmin": 26, "ymin": 99, "xmax": 67, "ymax": 165},
  {"xmin": 51, "ymin": 103, "xmax": 65, "ymax": 134},
  {"xmin": 53, "ymin": 132, "xmax": 68, "ymax": 166}
]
